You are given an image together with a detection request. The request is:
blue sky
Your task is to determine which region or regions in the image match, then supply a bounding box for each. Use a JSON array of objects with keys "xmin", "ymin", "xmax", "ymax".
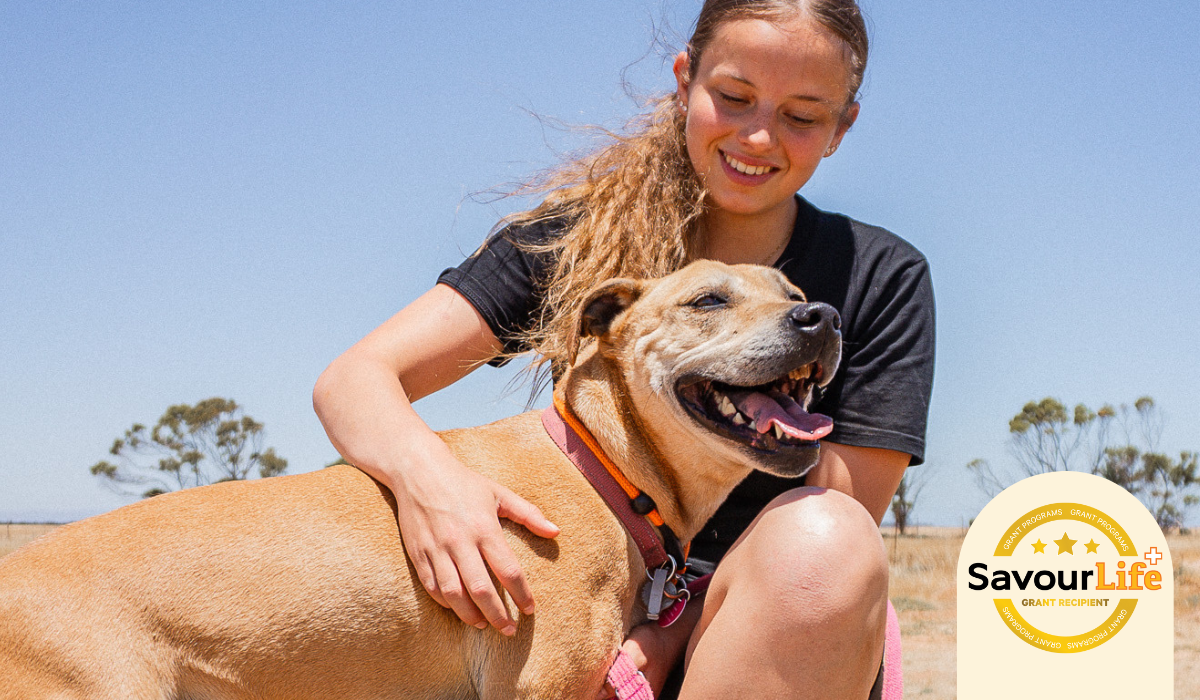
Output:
[{"xmin": 2, "ymin": 1, "xmax": 1198, "ymax": 525}]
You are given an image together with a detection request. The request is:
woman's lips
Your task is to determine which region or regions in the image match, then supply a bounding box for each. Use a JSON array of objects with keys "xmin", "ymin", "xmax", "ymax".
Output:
[{"xmin": 720, "ymin": 150, "xmax": 778, "ymax": 184}]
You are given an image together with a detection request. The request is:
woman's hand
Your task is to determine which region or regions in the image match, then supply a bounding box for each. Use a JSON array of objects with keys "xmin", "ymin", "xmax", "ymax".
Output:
[
  {"xmin": 621, "ymin": 623, "xmax": 675, "ymax": 694},
  {"xmin": 314, "ymin": 283, "xmax": 559, "ymax": 636},
  {"xmin": 388, "ymin": 449, "xmax": 559, "ymax": 634},
  {"xmin": 596, "ymin": 599, "xmax": 705, "ymax": 699},
  {"xmin": 593, "ymin": 624, "xmax": 678, "ymax": 699}
]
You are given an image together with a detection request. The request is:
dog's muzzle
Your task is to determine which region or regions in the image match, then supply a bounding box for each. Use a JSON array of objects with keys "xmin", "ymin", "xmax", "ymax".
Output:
[{"xmin": 675, "ymin": 301, "xmax": 842, "ymax": 454}]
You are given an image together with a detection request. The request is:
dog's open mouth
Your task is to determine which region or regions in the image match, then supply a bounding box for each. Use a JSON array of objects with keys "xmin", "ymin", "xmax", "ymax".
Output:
[{"xmin": 676, "ymin": 363, "xmax": 833, "ymax": 452}]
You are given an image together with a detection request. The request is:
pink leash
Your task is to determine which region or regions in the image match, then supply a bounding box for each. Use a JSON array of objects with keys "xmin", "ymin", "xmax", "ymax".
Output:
[
  {"xmin": 606, "ymin": 649, "xmax": 654, "ymax": 700},
  {"xmin": 881, "ymin": 599, "xmax": 904, "ymax": 700}
]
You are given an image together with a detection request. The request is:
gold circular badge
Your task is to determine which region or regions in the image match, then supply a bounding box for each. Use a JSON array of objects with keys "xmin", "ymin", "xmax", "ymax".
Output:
[{"xmin": 982, "ymin": 502, "xmax": 1149, "ymax": 653}]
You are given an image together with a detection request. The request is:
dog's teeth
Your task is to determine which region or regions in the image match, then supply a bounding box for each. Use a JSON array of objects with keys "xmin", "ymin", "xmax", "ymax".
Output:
[
  {"xmin": 719, "ymin": 396, "xmax": 736, "ymax": 417},
  {"xmin": 773, "ymin": 423, "xmax": 784, "ymax": 440},
  {"xmin": 731, "ymin": 413, "xmax": 746, "ymax": 426},
  {"xmin": 747, "ymin": 419, "xmax": 757, "ymax": 431},
  {"xmin": 789, "ymin": 365, "xmax": 812, "ymax": 382}
]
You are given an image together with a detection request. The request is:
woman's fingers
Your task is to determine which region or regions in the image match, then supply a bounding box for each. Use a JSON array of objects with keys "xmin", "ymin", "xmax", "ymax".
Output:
[
  {"xmin": 410, "ymin": 549, "xmax": 449, "ymax": 610},
  {"xmin": 496, "ymin": 486, "xmax": 560, "ymax": 539},
  {"xmin": 453, "ymin": 547, "xmax": 517, "ymax": 634},
  {"xmin": 394, "ymin": 472, "xmax": 556, "ymax": 634},
  {"xmin": 430, "ymin": 550, "xmax": 490, "ymax": 629},
  {"xmin": 480, "ymin": 533, "xmax": 536, "ymax": 616},
  {"xmin": 410, "ymin": 513, "xmax": 526, "ymax": 632},
  {"xmin": 398, "ymin": 515, "xmax": 489, "ymax": 627},
  {"xmin": 491, "ymin": 486, "xmax": 557, "ymax": 615}
]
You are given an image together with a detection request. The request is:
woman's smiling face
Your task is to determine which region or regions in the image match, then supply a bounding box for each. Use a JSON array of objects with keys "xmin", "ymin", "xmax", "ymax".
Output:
[{"xmin": 675, "ymin": 15, "xmax": 859, "ymax": 219}]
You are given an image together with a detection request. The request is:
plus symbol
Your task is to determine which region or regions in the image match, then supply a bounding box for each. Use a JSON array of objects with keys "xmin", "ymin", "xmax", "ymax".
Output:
[{"xmin": 1144, "ymin": 547, "xmax": 1163, "ymax": 565}]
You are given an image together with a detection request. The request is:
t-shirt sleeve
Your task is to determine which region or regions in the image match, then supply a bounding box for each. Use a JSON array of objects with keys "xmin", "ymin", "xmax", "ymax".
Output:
[
  {"xmin": 817, "ymin": 250, "xmax": 936, "ymax": 465},
  {"xmin": 436, "ymin": 221, "xmax": 557, "ymax": 363}
]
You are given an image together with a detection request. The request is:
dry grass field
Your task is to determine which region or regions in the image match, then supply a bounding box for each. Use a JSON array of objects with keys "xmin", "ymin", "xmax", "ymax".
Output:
[
  {"xmin": 0, "ymin": 522, "xmax": 58, "ymax": 559},
  {"xmin": 4, "ymin": 522, "xmax": 1198, "ymax": 696}
]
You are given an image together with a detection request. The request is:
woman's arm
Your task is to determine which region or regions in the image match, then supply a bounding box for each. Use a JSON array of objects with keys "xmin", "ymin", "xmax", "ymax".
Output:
[
  {"xmin": 313, "ymin": 283, "xmax": 559, "ymax": 635},
  {"xmin": 804, "ymin": 441, "xmax": 910, "ymax": 525}
]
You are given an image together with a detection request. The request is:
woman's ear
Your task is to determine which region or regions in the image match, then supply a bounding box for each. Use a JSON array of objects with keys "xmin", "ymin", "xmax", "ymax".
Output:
[
  {"xmin": 826, "ymin": 101, "xmax": 861, "ymax": 156},
  {"xmin": 672, "ymin": 50, "xmax": 690, "ymax": 112}
]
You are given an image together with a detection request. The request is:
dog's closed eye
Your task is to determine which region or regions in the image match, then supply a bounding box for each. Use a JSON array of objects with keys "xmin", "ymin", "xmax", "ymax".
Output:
[{"xmin": 687, "ymin": 293, "xmax": 728, "ymax": 309}]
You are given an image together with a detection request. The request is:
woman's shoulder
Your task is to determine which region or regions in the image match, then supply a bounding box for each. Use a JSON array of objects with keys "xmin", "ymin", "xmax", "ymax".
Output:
[
  {"xmin": 797, "ymin": 196, "xmax": 929, "ymax": 270},
  {"xmin": 445, "ymin": 213, "xmax": 572, "ymax": 285},
  {"xmin": 781, "ymin": 196, "xmax": 934, "ymax": 329},
  {"xmin": 492, "ymin": 211, "xmax": 576, "ymax": 247}
]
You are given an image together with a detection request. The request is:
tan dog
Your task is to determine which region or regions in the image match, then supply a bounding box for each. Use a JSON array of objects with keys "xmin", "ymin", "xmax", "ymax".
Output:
[{"xmin": 0, "ymin": 260, "xmax": 841, "ymax": 700}]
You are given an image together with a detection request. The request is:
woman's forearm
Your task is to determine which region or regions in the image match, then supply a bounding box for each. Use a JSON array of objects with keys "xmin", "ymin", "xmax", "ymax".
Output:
[
  {"xmin": 312, "ymin": 350, "xmax": 450, "ymax": 490},
  {"xmin": 312, "ymin": 283, "xmax": 506, "ymax": 488},
  {"xmin": 806, "ymin": 441, "xmax": 911, "ymax": 525}
]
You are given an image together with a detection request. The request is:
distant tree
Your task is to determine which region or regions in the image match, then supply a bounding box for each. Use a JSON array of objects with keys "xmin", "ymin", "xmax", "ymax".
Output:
[
  {"xmin": 967, "ymin": 396, "xmax": 1199, "ymax": 531},
  {"xmin": 969, "ymin": 398, "xmax": 1122, "ymax": 496},
  {"xmin": 890, "ymin": 465, "xmax": 934, "ymax": 536},
  {"xmin": 1007, "ymin": 398, "xmax": 1109, "ymax": 476},
  {"xmin": 1096, "ymin": 445, "xmax": 1142, "ymax": 495},
  {"xmin": 1140, "ymin": 451, "xmax": 1200, "ymax": 531},
  {"xmin": 90, "ymin": 398, "xmax": 287, "ymax": 498},
  {"xmin": 965, "ymin": 458, "xmax": 1006, "ymax": 500},
  {"xmin": 1080, "ymin": 398, "xmax": 1199, "ymax": 529}
]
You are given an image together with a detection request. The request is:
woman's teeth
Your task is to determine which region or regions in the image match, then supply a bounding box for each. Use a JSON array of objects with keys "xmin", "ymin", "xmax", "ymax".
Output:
[{"xmin": 724, "ymin": 152, "xmax": 774, "ymax": 176}]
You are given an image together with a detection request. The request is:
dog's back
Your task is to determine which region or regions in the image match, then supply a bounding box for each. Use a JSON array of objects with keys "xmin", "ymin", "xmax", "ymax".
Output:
[{"xmin": 0, "ymin": 465, "xmax": 468, "ymax": 698}]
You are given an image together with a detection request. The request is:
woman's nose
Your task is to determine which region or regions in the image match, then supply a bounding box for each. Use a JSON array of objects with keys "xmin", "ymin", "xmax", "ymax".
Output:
[{"xmin": 739, "ymin": 108, "xmax": 776, "ymax": 150}]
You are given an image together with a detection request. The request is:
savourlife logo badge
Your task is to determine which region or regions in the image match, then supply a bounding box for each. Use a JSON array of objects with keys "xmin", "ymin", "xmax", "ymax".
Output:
[
  {"xmin": 957, "ymin": 472, "xmax": 1173, "ymax": 697},
  {"xmin": 969, "ymin": 502, "xmax": 1160, "ymax": 652}
]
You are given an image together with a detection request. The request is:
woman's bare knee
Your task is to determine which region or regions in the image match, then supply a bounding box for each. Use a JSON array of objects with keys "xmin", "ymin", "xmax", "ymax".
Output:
[
  {"xmin": 681, "ymin": 488, "xmax": 889, "ymax": 698},
  {"xmin": 715, "ymin": 486, "xmax": 888, "ymax": 626}
]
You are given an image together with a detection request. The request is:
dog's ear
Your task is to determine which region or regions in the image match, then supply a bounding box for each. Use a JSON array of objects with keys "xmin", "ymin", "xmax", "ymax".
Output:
[{"xmin": 567, "ymin": 278, "xmax": 645, "ymax": 365}]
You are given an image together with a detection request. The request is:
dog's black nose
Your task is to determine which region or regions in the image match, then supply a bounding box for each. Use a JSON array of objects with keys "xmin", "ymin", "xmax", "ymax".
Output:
[{"xmin": 788, "ymin": 302, "xmax": 841, "ymax": 333}]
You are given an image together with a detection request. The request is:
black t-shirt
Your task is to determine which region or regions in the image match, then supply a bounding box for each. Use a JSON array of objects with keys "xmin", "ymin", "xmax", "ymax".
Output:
[{"xmin": 438, "ymin": 195, "xmax": 935, "ymax": 565}]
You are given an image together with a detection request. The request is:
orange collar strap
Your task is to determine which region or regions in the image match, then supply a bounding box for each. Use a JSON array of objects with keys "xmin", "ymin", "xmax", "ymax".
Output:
[{"xmin": 544, "ymin": 394, "xmax": 690, "ymax": 569}]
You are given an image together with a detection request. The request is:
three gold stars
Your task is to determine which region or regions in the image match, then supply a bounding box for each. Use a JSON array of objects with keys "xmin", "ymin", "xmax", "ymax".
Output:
[{"xmin": 1031, "ymin": 533, "xmax": 1098, "ymax": 554}]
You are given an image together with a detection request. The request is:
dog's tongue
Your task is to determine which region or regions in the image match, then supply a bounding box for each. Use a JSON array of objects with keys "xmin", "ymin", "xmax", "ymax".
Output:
[{"xmin": 731, "ymin": 390, "xmax": 834, "ymax": 441}]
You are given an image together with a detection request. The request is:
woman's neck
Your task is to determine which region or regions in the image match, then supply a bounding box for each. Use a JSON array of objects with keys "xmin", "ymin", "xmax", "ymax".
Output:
[{"xmin": 694, "ymin": 196, "xmax": 798, "ymax": 266}]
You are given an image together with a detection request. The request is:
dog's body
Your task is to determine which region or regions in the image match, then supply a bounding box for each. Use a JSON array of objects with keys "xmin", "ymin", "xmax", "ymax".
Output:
[
  {"xmin": 0, "ymin": 425, "xmax": 632, "ymax": 699},
  {"xmin": 0, "ymin": 261, "xmax": 841, "ymax": 699}
]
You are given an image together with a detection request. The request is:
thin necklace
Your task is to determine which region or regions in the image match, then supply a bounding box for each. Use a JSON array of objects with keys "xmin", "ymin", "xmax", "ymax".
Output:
[
  {"xmin": 763, "ymin": 232, "xmax": 791, "ymax": 266},
  {"xmin": 693, "ymin": 229, "xmax": 791, "ymax": 266}
]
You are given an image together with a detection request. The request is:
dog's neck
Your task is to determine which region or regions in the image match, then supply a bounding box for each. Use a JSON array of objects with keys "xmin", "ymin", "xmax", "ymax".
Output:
[{"xmin": 557, "ymin": 345, "xmax": 753, "ymax": 544}]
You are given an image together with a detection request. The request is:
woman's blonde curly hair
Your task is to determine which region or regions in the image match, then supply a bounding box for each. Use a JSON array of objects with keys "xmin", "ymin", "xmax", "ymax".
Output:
[{"xmin": 495, "ymin": 0, "xmax": 868, "ymax": 378}]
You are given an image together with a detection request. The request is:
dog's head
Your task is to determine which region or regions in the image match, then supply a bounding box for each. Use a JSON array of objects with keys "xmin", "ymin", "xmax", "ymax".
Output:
[{"xmin": 567, "ymin": 259, "xmax": 841, "ymax": 480}]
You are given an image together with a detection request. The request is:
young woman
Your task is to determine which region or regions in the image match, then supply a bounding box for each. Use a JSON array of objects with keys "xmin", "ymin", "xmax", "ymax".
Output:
[{"xmin": 313, "ymin": 1, "xmax": 935, "ymax": 697}]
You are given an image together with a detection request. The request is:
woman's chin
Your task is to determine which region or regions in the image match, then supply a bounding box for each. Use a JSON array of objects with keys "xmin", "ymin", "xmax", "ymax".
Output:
[{"xmin": 705, "ymin": 186, "xmax": 797, "ymax": 220}]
